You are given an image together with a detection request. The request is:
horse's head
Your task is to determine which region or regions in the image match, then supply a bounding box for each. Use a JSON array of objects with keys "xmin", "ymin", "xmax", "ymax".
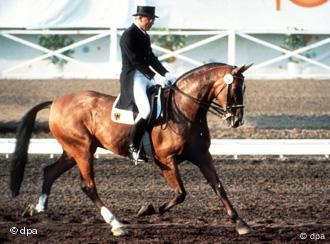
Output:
[{"xmin": 213, "ymin": 64, "xmax": 252, "ymax": 128}]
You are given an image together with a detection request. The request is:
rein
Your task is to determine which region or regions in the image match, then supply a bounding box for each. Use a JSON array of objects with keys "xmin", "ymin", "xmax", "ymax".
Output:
[{"xmin": 170, "ymin": 85, "xmax": 226, "ymax": 118}]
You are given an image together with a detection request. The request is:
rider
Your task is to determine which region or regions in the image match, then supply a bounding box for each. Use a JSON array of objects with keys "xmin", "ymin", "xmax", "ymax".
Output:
[{"xmin": 118, "ymin": 5, "xmax": 176, "ymax": 162}]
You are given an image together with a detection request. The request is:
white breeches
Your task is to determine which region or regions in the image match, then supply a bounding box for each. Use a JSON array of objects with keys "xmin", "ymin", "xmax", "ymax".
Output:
[{"xmin": 133, "ymin": 70, "xmax": 155, "ymax": 120}]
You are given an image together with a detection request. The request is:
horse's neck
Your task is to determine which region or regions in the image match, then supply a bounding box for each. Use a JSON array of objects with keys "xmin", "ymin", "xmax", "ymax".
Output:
[
  {"xmin": 174, "ymin": 78, "xmax": 214, "ymax": 122},
  {"xmin": 171, "ymin": 64, "xmax": 229, "ymax": 122}
]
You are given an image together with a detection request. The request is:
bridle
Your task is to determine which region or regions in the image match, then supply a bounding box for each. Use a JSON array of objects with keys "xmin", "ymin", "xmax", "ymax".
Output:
[{"xmin": 221, "ymin": 75, "xmax": 246, "ymax": 117}]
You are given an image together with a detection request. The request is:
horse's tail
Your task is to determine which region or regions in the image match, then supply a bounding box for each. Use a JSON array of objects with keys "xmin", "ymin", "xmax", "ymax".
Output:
[{"xmin": 10, "ymin": 101, "xmax": 53, "ymax": 197}]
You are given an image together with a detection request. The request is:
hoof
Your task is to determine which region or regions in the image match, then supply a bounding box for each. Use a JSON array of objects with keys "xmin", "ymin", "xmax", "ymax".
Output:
[
  {"xmin": 22, "ymin": 204, "xmax": 35, "ymax": 217},
  {"xmin": 112, "ymin": 227, "xmax": 128, "ymax": 237},
  {"xmin": 236, "ymin": 219, "xmax": 254, "ymax": 235},
  {"xmin": 137, "ymin": 203, "xmax": 156, "ymax": 217}
]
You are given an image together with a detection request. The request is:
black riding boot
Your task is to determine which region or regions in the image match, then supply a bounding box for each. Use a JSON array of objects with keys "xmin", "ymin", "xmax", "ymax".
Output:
[{"xmin": 128, "ymin": 118, "xmax": 148, "ymax": 163}]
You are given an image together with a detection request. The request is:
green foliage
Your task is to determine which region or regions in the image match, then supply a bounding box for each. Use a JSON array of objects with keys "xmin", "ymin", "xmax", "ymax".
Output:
[
  {"xmin": 282, "ymin": 34, "xmax": 309, "ymax": 63},
  {"xmin": 38, "ymin": 35, "xmax": 75, "ymax": 67},
  {"xmin": 151, "ymin": 29, "xmax": 186, "ymax": 62}
]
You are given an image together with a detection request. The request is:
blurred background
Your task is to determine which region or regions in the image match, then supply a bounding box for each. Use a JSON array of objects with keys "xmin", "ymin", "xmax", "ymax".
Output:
[{"xmin": 0, "ymin": 0, "xmax": 329, "ymax": 79}]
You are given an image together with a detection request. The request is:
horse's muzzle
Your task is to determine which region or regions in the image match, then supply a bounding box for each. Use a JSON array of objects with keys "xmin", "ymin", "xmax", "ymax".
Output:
[{"xmin": 226, "ymin": 114, "xmax": 244, "ymax": 128}]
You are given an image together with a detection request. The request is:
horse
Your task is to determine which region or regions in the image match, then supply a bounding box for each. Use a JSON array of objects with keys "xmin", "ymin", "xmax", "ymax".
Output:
[{"xmin": 10, "ymin": 63, "xmax": 253, "ymax": 237}]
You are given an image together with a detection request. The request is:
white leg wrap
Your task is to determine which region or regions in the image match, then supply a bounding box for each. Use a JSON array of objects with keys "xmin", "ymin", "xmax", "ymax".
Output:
[
  {"xmin": 35, "ymin": 194, "xmax": 48, "ymax": 212},
  {"xmin": 100, "ymin": 206, "xmax": 123, "ymax": 231}
]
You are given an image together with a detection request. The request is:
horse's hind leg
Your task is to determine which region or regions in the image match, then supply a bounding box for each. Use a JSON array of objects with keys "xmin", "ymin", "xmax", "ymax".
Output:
[
  {"xmin": 155, "ymin": 158, "xmax": 186, "ymax": 215},
  {"xmin": 72, "ymin": 150, "xmax": 127, "ymax": 237},
  {"xmin": 24, "ymin": 152, "xmax": 75, "ymax": 216},
  {"xmin": 191, "ymin": 152, "xmax": 253, "ymax": 235}
]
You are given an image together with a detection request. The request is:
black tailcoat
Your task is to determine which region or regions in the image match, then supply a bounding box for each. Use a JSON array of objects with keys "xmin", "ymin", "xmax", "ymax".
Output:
[{"xmin": 117, "ymin": 24, "xmax": 168, "ymax": 109}]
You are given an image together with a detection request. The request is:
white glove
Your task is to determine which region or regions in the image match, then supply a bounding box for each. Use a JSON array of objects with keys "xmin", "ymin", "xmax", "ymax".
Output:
[
  {"xmin": 164, "ymin": 72, "xmax": 176, "ymax": 87},
  {"xmin": 149, "ymin": 78, "xmax": 156, "ymax": 86}
]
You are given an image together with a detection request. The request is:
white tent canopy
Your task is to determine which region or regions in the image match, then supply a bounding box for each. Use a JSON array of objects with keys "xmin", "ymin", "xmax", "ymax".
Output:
[
  {"xmin": 0, "ymin": 0, "xmax": 132, "ymax": 29},
  {"xmin": 0, "ymin": 0, "xmax": 329, "ymax": 32}
]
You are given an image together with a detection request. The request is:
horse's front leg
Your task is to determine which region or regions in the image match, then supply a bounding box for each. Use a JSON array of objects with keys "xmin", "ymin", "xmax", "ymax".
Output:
[
  {"xmin": 190, "ymin": 152, "xmax": 253, "ymax": 235},
  {"xmin": 156, "ymin": 158, "xmax": 187, "ymax": 215}
]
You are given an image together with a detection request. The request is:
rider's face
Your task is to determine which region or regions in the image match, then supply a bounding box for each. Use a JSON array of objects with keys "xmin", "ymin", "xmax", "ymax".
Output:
[{"xmin": 139, "ymin": 16, "xmax": 155, "ymax": 31}]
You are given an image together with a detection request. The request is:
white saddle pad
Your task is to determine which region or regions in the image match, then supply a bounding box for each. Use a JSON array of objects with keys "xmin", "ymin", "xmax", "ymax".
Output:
[
  {"xmin": 111, "ymin": 89, "xmax": 162, "ymax": 125},
  {"xmin": 111, "ymin": 95, "xmax": 135, "ymax": 124}
]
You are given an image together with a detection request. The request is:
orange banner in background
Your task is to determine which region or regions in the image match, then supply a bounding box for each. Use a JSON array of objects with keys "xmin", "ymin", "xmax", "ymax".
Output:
[{"xmin": 276, "ymin": 0, "xmax": 328, "ymax": 10}]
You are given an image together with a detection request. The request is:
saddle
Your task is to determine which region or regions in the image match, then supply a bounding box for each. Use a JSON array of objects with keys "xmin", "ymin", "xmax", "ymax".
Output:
[{"xmin": 111, "ymin": 85, "xmax": 169, "ymax": 158}]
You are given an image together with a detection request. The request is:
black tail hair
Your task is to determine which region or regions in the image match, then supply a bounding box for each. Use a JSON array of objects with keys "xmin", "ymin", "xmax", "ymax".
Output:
[{"xmin": 10, "ymin": 101, "xmax": 52, "ymax": 197}]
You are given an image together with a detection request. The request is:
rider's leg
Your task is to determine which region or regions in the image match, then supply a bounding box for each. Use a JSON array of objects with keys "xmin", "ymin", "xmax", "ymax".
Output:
[
  {"xmin": 133, "ymin": 71, "xmax": 151, "ymax": 120},
  {"xmin": 128, "ymin": 71, "xmax": 151, "ymax": 162}
]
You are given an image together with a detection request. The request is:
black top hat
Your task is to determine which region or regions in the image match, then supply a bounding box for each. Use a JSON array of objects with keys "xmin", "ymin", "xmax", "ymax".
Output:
[{"xmin": 133, "ymin": 6, "xmax": 158, "ymax": 18}]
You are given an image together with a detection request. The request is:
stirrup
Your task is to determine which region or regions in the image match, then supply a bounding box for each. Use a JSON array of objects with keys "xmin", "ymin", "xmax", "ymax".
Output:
[
  {"xmin": 138, "ymin": 153, "xmax": 148, "ymax": 163},
  {"xmin": 128, "ymin": 145, "xmax": 148, "ymax": 164}
]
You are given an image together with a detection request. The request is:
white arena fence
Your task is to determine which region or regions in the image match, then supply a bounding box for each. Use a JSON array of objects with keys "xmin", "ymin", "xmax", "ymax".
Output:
[
  {"xmin": 0, "ymin": 138, "xmax": 329, "ymax": 159},
  {"xmin": 1, "ymin": 29, "xmax": 330, "ymax": 80}
]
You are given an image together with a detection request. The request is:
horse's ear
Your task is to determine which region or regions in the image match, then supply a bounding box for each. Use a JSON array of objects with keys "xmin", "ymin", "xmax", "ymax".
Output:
[{"xmin": 232, "ymin": 64, "xmax": 253, "ymax": 75}]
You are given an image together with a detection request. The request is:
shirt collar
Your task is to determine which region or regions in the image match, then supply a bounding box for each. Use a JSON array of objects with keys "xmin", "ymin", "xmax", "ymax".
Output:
[{"xmin": 134, "ymin": 22, "xmax": 147, "ymax": 35}]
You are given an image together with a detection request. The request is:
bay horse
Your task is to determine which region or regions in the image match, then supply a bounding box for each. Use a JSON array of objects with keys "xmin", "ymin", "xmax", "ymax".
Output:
[{"xmin": 10, "ymin": 63, "xmax": 252, "ymax": 237}]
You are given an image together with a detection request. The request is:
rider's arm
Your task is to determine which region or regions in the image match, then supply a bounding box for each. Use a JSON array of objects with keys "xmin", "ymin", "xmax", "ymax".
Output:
[{"xmin": 148, "ymin": 51, "xmax": 168, "ymax": 77}]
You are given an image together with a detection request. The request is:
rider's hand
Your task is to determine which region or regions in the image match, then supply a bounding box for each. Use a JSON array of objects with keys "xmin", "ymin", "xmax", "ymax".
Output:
[
  {"xmin": 150, "ymin": 78, "xmax": 156, "ymax": 86},
  {"xmin": 164, "ymin": 72, "xmax": 176, "ymax": 87}
]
